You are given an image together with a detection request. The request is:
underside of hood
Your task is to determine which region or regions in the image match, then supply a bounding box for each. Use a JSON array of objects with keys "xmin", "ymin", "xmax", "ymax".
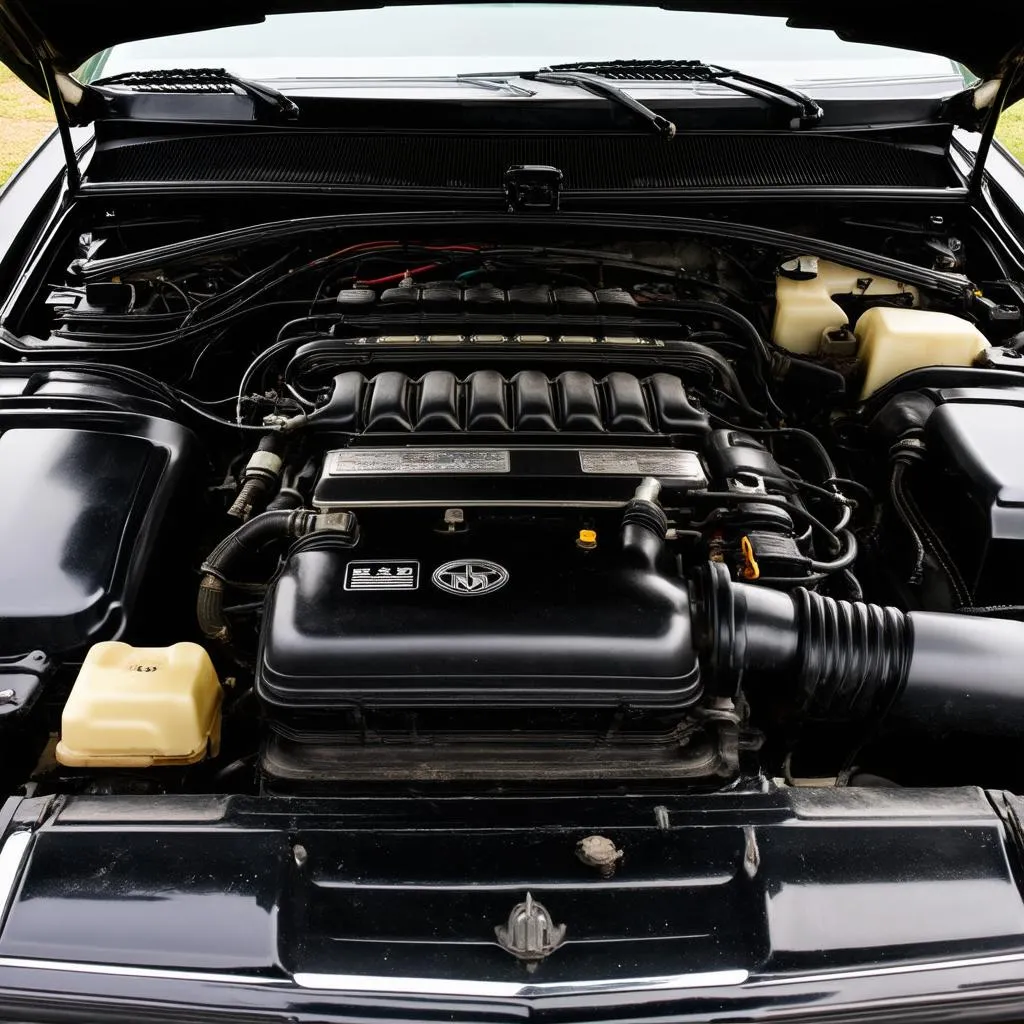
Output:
[{"xmin": 1, "ymin": 0, "xmax": 1022, "ymax": 100}]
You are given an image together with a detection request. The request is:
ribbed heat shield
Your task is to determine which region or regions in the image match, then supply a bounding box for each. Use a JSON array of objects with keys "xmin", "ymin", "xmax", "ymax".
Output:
[{"xmin": 88, "ymin": 132, "xmax": 952, "ymax": 190}]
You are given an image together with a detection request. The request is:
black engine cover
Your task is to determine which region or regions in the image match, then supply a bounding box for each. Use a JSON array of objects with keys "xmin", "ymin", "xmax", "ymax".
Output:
[{"xmin": 257, "ymin": 528, "xmax": 701, "ymax": 722}]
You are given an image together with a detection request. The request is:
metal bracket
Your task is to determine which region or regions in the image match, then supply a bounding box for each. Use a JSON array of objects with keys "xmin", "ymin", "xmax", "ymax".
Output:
[{"xmin": 504, "ymin": 165, "xmax": 563, "ymax": 213}]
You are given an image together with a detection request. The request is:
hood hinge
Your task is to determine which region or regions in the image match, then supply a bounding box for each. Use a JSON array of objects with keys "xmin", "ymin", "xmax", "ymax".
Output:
[{"xmin": 39, "ymin": 59, "xmax": 80, "ymax": 196}]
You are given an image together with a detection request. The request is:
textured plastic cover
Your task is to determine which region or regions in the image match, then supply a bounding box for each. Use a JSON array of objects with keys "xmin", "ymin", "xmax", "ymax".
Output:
[{"xmin": 312, "ymin": 369, "xmax": 709, "ymax": 434}]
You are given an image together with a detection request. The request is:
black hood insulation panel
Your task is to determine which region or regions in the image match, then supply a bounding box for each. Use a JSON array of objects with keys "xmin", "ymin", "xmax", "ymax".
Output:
[{"xmin": 87, "ymin": 131, "xmax": 955, "ymax": 190}]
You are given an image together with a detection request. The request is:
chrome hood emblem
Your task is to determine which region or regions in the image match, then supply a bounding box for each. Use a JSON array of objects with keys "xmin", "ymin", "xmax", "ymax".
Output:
[
  {"xmin": 495, "ymin": 892, "xmax": 566, "ymax": 969},
  {"xmin": 432, "ymin": 559, "xmax": 508, "ymax": 597}
]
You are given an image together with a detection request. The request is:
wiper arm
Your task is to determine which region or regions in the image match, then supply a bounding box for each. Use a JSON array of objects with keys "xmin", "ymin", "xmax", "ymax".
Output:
[
  {"xmin": 458, "ymin": 68, "xmax": 675, "ymax": 137},
  {"xmin": 458, "ymin": 77, "xmax": 538, "ymax": 98},
  {"xmin": 526, "ymin": 70, "xmax": 677, "ymax": 138},
  {"xmin": 545, "ymin": 60, "xmax": 824, "ymax": 128},
  {"xmin": 94, "ymin": 68, "xmax": 301, "ymax": 120}
]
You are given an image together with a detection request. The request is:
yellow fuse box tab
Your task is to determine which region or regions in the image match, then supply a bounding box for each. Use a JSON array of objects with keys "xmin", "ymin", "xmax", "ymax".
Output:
[{"xmin": 56, "ymin": 642, "xmax": 222, "ymax": 768}]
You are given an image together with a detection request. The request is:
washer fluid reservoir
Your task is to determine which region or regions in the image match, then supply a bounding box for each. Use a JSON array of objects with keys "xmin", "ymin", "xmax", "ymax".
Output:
[{"xmin": 855, "ymin": 307, "xmax": 990, "ymax": 398}]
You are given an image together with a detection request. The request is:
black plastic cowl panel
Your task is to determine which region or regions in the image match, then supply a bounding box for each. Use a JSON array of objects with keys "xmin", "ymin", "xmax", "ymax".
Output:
[
  {"xmin": 88, "ymin": 131, "xmax": 955, "ymax": 189},
  {"xmin": 311, "ymin": 369, "xmax": 709, "ymax": 435}
]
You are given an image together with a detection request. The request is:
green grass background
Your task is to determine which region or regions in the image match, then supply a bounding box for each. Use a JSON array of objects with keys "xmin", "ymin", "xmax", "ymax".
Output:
[{"xmin": 2, "ymin": 62, "xmax": 1024, "ymax": 183}]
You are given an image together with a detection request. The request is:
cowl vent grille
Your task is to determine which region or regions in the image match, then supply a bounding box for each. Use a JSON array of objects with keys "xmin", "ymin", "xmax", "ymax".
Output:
[{"xmin": 88, "ymin": 131, "xmax": 952, "ymax": 190}]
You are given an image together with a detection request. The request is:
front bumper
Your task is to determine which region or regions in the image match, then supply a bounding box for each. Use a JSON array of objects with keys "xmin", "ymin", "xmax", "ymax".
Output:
[{"xmin": 2, "ymin": 786, "xmax": 1024, "ymax": 1023}]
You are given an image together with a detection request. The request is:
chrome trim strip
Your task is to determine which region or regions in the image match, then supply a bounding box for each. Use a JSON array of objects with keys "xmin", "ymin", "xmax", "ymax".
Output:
[
  {"xmin": 292, "ymin": 969, "xmax": 750, "ymax": 997},
  {"xmin": 0, "ymin": 957, "xmax": 745, "ymax": 996},
  {"xmin": 0, "ymin": 832, "xmax": 32, "ymax": 930},
  {"xmin": 0, "ymin": 952, "xmax": 1023, "ymax": 997},
  {"xmin": 753, "ymin": 952, "xmax": 1024, "ymax": 987},
  {"xmin": 0, "ymin": 957, "xmax": 287, "ymax": 986}
]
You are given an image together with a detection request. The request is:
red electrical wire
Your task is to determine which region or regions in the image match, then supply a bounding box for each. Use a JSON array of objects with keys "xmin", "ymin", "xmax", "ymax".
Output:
[
  {"xmin": 351, "ymin": 244, "xmax": 481, "ymax": 287},
  {"xmin": 306, "ymin": 240, "xmax": 399, "ymax": 268},
  {"xmin": 356, "ymin": 263, "xmax": 439, "ymax": 287}
]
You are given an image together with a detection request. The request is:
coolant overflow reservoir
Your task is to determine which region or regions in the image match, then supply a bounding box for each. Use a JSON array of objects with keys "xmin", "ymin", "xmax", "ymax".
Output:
[
  {"xmin": 56, "ymin": 641, "xmax": 222, "ymax": 768},
  {"xmin": 773, "ymin": 256, "xmax": 919, "ymax": 355}
]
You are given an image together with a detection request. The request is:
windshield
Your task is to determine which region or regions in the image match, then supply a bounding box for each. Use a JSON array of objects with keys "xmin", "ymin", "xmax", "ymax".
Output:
[{"xmin": 84, "ymin": 4, "xmax": 965, "ymax": 91}]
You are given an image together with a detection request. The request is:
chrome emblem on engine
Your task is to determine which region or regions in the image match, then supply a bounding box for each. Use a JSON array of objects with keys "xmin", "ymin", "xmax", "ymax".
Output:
[{"xmin": 432, "ymin": 559, "xmax": 509, "ymax": 596}]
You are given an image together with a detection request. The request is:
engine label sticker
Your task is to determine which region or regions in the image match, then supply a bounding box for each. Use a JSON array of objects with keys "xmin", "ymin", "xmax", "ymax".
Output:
[
  {"xmin": 344, "ymin": 560, "xmax": 420, "ymax": 591},
  {"xmin": 579, "ymin": 449, "xmax": 707, "ymax": 483},
  {"xmin": 327, "ymin": 449, "xmax": 511, "ymax": 475}
]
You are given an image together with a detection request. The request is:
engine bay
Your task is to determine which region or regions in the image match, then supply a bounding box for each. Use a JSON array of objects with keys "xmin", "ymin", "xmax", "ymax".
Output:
[{"xmin": 4, "ymin": 207, "xmax": 1024, "ymax": 797}]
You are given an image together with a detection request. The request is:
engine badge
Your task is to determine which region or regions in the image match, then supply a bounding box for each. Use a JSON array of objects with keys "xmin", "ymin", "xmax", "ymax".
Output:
[
  {"xmin": 328, "ymin": 449, "xmax": 511, "ymax": 476},
  {"xmin": 579, "ymin": 449, "xmax": 707, "ymax": 483},
  {"xmin": 344, "ymin": 560, "xmax": 420, "ymax": 592},
  {"xmin": 432, "ymin": 559, "xmax": 509, "ymax": 597}
]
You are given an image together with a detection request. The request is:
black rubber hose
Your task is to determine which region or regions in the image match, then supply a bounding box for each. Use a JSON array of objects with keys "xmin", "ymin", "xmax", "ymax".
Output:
[
  {"xmin": 956, "ymin": 605, "xmax": 1024, "ymax": 620},
  {"xmin": 198, "ymin": 509, "xmax": 326, "ymax": 641},
  {"xmin": 807, "ymin": 529, "xmax": 858, "ymax": 574},
  {"xmin": 890, "ymin": 460, "xmax": 926, "ymax": 585},
  {"xmin": 698, "ymin": 562, "xmax": 1024, "ymax": 736},
  {"xmin": 202, "ymin": 510, "xmax": 305, "ymax": 580},
  {"xmin": 197, "ymin": 575, "xmax": 228, "ymax": 642},
  {"xmin": 621, "ymin": 479, "xmax": 669, "ymax": 570}
]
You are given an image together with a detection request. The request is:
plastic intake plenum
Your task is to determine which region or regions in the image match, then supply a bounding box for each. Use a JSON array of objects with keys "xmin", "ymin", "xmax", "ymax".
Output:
[{"xmin": 698, "ymin": 562, "xmax": 1024, "ymax": 735}]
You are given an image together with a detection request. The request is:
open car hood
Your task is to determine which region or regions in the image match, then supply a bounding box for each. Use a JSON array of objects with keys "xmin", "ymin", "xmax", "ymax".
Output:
[{"xmin": 1, "ymin": 0, "xmax": 1023, "ymax": 101}]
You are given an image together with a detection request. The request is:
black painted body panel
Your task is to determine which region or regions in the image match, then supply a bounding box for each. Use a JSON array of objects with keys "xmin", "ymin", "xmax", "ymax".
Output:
[
  {"xmin": 0, "ymin": 409, "xmax": 196, "ymax": 659},
  {"xmin": 1, "ymin": 788, "xmax": 1024, "ymax": 1021}
]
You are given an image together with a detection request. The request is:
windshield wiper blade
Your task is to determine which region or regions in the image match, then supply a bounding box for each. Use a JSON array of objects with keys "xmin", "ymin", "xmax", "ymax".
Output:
[
  {"xmin": 94, "ymin": 68, "xmax": 301, "ymax": 120},
  {"xmin": 545, "ymin": 60, "xmax": 824, "ymax": 128}
]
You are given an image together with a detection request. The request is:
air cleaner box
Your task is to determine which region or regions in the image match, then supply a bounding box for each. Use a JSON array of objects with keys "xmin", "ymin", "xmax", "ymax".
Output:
[{"xmin": 257, "ymin": 526, "xmax": 701, "ymax": 724}]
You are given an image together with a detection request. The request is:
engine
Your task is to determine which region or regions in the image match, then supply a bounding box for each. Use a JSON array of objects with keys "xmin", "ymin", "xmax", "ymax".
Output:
[
  {"xmin": 204, "ymin": 367, "xmax": 815, "ymax": 786},
  {"xmin": 9, "ymin": 219, "xmax": 1024, "ymax": 799},
  {"xmin": 194, "ymin": 362, "xmax": 994, "ymax": 790}
]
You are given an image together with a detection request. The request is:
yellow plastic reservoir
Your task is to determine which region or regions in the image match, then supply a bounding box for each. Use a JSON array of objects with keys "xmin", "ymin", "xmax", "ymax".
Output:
[
  {"xmin": 56, "ymin": 642, "xmax": 222, "ymax": 768},
  {"xmin": 773, "ymin": 256, "xmax": 919, "ymax": 355},
  {"xmin": 855, "ymin": 307, "xmax": 990, "ymax": 399}
]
